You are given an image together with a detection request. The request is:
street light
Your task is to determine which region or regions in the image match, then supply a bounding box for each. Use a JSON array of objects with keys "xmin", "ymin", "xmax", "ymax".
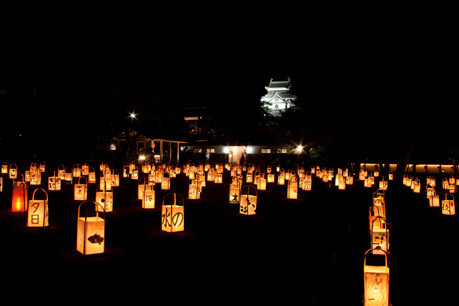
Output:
[{"xmin": 296, "ymin": 145, "xmax": 303, "ymax": 153}]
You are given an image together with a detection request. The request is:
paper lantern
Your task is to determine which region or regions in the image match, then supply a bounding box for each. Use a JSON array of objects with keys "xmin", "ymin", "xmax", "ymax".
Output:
[
  {"xmin": 74, "ymin": 176, "xmax": 88, "ymax": 201},
  {"xmin": 82, "ymin": 163, "xmax": 89, "ymax": 176},
  {"xmin": 48, "ymin": 172, "xmax": 61, "ymax": 191},
  {"xmin": 0, "ymin": 177, "xmax": 3, "ymax": 192},
  {"xmin": 257, "ymin": 175, "xmax": 267, "ymax": 190},
  {"xmin": 363, "ymin": 248, "xmax": 390, "ymax": 306},
  {"xmin": 76, "ymin": 201, "xmax": 105, "ymax": 255},
  {"xmin": 88, "ymin": 168, "xmax": 96, "ymax": 184},
  {"xmin": 370, "ymin": 216, "xmax": 389, "ymax": 255},
  {"xmin": 27, "ymin": 188, "xmax": 49, "ymax": 227},
  {"xmin": 96, "ymin": 190, "xmax": 113, "ymax": 212},
  {"xmin": 161, "ymin": 193, "xmax": 184, "ymax": 232},
  {"xmin": 72, "ymin": 164, "xmax": 81, "ymax": 178},
  {"xmin": 442, "ymin": 193, "xmax": 455, "ymax": 215},
  {"xmin": 142, "ymin": 188, "xmax": 155, "ymax": 209},
  {"xmin": 188, "ymin": 180, "xmax": 201, "ymax": 200},
  {"xmin": 240, "ymin": 185, "xmax": 257, "ymax": 215},
  {"xmin": 378, "ymin": 177, "xmax": 388, "ymax": 191},
  {"xmin": 161, "ymin": 175, "xmax": 171, "ymax": 190},
  {"xmin": 277, "ymin": 171, "xmax": 285, "ymax": 185},
  {"xmin": 215, "ymin": 173, "xmax": 223, "ymax": 184},
  {"xmin": 229, "ymin": 180, "xmax": 241, "ymax": 204},
  {"xmin": 427, "ymin": 188, "xmax": 440, "ymax": 207},
  {"xmin": 287, "ymin": 176, "xmax": 298, "ymax": 199},
  {"xmin": 1, "ymin": 162, "xmax": 7, "ymax": 174},
  {"xmin": 267, "ymin": 173, "xmax": 275, "ymax": 183},
  {"xmin": 9, "ymin": 163, "xmax": 17, "ymax": 179},
  {"xmin": 12, "ymin": 177, "xmax": 28, "ymax": 212}
]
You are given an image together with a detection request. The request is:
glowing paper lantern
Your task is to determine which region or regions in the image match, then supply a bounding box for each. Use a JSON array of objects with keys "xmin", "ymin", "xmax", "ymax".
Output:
[
  {"xmin": 27, "ymin": 188, "xmax": 49, "ymax": 227},
  {"xmin": 257, "ymin": 175, "xmax": 267, "ymax": 190},
  {"xmin": 267, "ymin": 173, "xmax": 275, "ymax": 183},
  {"xmin": 48, "ymin": 172, "xmax": 61, "ymax": 191},
  {"xmin": 1, "ymin": 162, "xmax": 7, "ymax": 174},
  {"xmin": 74, "ymin": 176, "xmax": 88, "ymax": 201},
  {"xmin": 240, "ymin": 185, "xmax": 257, "ymax": 215},
  {"xmin": 76, "ymin": 201, "xmax": 105, "ymax": 255},
  {"xmin": 229, "ymin": 180, "xmax": 241, "ymax": 204},
  {"xmin": 9, "ymin": 163, "xmax": 17, "ymax": 179},
  {"xmin": 88, "ymin": 168, "xmax": 96, "ymax": 184},
  {"xmin": 161, "ymin": 174, "xmax": 171, "ymax": 190},
  {"xmin": 370, "ymin": 216, "xmax": 389, "ymax": 255},
  {"xmin": 442, "ymin": 193, "xmax": 455, "ymax": 215},
  {"xmin": 72, "ymin": 164, "xmax": 81, "ymax": 178},
  {"xmin": 12, "ymin": 177, "xmax": 28, "ymax": 212},
  {"xmin": 0, "ymin": 177, "xmax": 3, "ymax": 192},
  {"xmin": 96, "ymin": 190, "xmax": 113, "ymax": 212},
  {"xmin": 161, "ymin": 193, "xmax": 184, "ymax": 232},
  {"xmin": 215, "ymin": 173, "xmax": 223, "ymax": 184},
  {"xmin": 142, "ymin": 188, "xmax": 155, "ymax": 209},
  {"xmin": 287, "ymin": 176, "xmax": 298, "ymax": 199},
  {"xmin": 364, "ymin": 248, "xmax": 389, "ymax": 306},
  {"xmin": 427, "ymin": 188, "xmax": 440, "ymax": 207},
  {"xmin": 188, "ymin": 180, "xmax": 201, "ymax": 200}
]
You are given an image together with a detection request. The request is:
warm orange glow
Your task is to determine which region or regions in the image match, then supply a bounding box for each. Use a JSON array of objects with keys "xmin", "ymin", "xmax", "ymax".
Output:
[{"xmin": 15, "ymin": 198, "xmax": 22, "ymax": 211}]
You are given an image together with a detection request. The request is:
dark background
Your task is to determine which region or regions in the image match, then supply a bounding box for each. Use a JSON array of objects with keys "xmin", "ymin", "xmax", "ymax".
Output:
[{"xmin": 0, "ymin": 8, "xmax": 456, "ymax": 162}]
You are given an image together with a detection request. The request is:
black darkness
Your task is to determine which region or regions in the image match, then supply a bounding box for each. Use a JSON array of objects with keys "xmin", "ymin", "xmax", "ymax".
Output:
[{"xmin": 0, "ymin": 11, "xmax": 455, "ymax": 162}]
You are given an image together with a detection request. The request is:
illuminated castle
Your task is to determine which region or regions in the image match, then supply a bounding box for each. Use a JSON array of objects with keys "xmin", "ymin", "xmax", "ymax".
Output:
[{"xmin": 260, "ymin": 78, "xmax": 297, "ymax": 116}]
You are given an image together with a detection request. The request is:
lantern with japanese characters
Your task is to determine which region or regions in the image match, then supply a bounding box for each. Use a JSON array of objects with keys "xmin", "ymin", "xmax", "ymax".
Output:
[
  {"xmin": 161, "ymin": 173, "xmax": 171, "ymax": 190},
  {"xmin": 287, "ymin": 175, "xmax": 298, "ymax": 199},
  {"xmin": 76, "ymin": 201, "xmax": 105, "ymax": 255},
  {"xmin": 142, "ymin": 186, "xmax": 155, "ymax": 209},
  {"xmin": 161, "ymin": 193, "xmax": 184, "ymax": 232},
  {"xmin": 27, "ymin": 188, "xmax": 49, "ymax": 227},
  {"xmin": 442, "ymin": 193, "xmax": 455, "ymax": 215},
  {"xmin": 12, "ymin": 176, "xmax": 28, "ymax": 212},
  {"xmin": 48, "ymin": 172, "xmax": 61, "ymax": 191},
  {"xmin": 240, "ymin": 185, "xmax": 257, "ymax": 215},
  {"xmin": 74, "ymin": 176, "xmax": 88, "ymax": 201},
  {"xmin": 363, "ymin": 248, "xmax": 390, "ymax": 306}
]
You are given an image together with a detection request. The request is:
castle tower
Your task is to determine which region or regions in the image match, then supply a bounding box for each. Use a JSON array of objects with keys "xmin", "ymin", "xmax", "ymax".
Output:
[{"xmin": 260, "ymin": 78, "xmax": 297, "ymax": 116}]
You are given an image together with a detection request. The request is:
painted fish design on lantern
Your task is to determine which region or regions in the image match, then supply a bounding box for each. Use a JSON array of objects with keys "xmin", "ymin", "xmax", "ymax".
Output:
[{"xmin": 88, "ymin": 234, "xmax": 104, "ymax": 245}]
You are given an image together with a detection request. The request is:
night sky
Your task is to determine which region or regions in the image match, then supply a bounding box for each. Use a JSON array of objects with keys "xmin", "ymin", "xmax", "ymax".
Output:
[{"xmin": 0, "ymin": 11, "xmax": 455, "ymax": 160}]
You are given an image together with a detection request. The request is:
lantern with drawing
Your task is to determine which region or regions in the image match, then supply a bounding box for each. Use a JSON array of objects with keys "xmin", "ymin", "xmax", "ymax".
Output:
[
  {"xmin": 370, "ymin": 216, "xmax": 389, "ymax": 255},
  {"xmin": 9, "ymin": 163, "xmax": 17, "ymax": 179},
  {"xmin": 161, "ymin": 193, "xmax": 184, "ymax": 232},
  {"xmin": 27, "ymin": 188, "xmax": 49, "ymax": 227},
  {"xmin": 229, "ymin": 180, "xmax": 241, "ymax": 204},
  {"xmin": 96, "ymin": 182, "xmax": 113, "ymax": 213},
  {"xmin": 363, "ymin": 248, "xmax": 390, "ymax": 306},
  {"xmin": 442, "ymin": 193, "xmax": 455, "ymax": 215},
  {"xmin": 427, "ymin": 188, "xmax": 440, "ymax": 207},
  {"xmin": 76, "ymin": 201, "xmax": 105, "ymax": 255},
  {"xmin": 48, "ymin": 172, "xmax": 61, "ymax": 191},
  {"xmin": 240, "ymin": 185, "xmax": 258, "ymax": 215},
  {"xmin": 72, "ymin": 164, "xmax": 81, "ymax": 178},
  {"xmin": 12, "ymin": 176, "xmax": 28, "ymax": 212},
  {"xmin": 74, "ymin": 176, "xmax": 88, "ymax": 201},
  {"xmin": 287, "ymin": 175, "xmax": 298, "ymax": 199},
  {"xmin": 188, "ymin": 179, "xmax": 201, "ymax": 200}
]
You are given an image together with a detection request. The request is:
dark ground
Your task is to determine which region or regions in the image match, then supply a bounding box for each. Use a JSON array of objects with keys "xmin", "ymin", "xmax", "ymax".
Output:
[{"xmin": 1, "ymin": 167, "xmax": 458, "ymax": 305}]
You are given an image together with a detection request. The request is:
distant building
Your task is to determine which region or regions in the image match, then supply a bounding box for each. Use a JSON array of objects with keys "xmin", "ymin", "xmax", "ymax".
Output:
[
  {"xmin": 183, "ymin": 106, "xmax": 207, "ymax": 135},
  {"xmin": 261, "ymin": 78, "xmax": 297, "ymax": 116}
]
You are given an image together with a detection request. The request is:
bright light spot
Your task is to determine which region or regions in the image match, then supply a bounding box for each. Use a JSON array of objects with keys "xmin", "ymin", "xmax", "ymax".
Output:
[
  {"xmin": 246, "ymin": 146, "xmax": 253, "ymax": 154},
  {"xmin": 374, "ymin": 288, "xmax": 379, "ymax": 293},
  {"xmin": 139, "ymin": 154, "xmax": 146, "ymax": 161},
  {"xmin": 223, "ymin": 147, "xmax": 229, "ymax": 154},
  {"xmin": 130, "ymin": 113, "xmax": 136, "ymax": 119},
  {"xmin": 296, "ymin": 145, "xmax": 303, "ymax": 152}
]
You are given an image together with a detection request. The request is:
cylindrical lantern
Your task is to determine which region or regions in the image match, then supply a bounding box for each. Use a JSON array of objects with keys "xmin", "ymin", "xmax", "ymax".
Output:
[
  {"xmin": 161, "ymin": 193, "xmax": 184, "ymax": 232},
  {"xmin": 27, "ymin": 188, "xmax": 49, "ymax": 227},
  {"xmin": 12, "ymin": 176, "xmax": 28, "ymax": 212},
  {"xmin": 287, "ymin": 176, "xmax": 298, "ymax": 199},
  {"xmin": 76, "ymin": 201, "xmax": 105, "ymax": 255},
  {"xmin": 74, "ymin": 176, "xmax": 88, "ymax": 201},
  {"xmin": 240, "ymin": 185, "xmax": 258, "ymax": 215},
  {"xmin": 364, "ymin": 248, "xmax": 390, "ymax": 306},
  {"xmin": 442, "ymin": 193, "xmax": 455, "ymax": 215}
]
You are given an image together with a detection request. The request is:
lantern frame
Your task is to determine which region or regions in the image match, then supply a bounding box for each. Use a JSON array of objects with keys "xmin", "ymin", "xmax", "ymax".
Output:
[{"xmin": 363, "ymin": 247, "xmax": 390, "ymax": 306}]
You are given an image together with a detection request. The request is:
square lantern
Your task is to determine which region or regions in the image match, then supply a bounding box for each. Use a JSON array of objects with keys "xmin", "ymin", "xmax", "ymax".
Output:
[
  {"xmin": 76, "ymin": 201, "xmax": 105, "ymax": 255},
  {"xmin": 73, "ymin": 164, "xmax": 82, "ymax": 178},
  {"xmin": 364, "ymin": 249, "xmax": 389, "ymax": 306},
  {"xmin": 161, "ymin": 193, "xmax": 184, "ymax": 232},
  {"xmin": 1, "ymin": 162, "xmax": 7, "ymax": 174},
  {"xmin": 48, "ymin": 173, "xmax": 61, "ymax": 191},
  {"xmin": 161, "ymin": 176, "xmax": 171, "ymax": 190},
  {"xmin": 442, "ymin": 194, "xmax": 455, "ymax": 215},
  {"xmin": 188, "ymin": 180, "xmax": 201, "ymax": 200},
  {"xmin": 96, "ymin": 191, "xmax": 113, "ymax": 212},
  {"xmin": 142, "ymin": 189, "xmax": 155, "ymax": 209},
  {"xmin": 427, "ymin": 188, "xmax": 440, "ymax": 207},
  {"xmin": 215, "ymin": 173, "xmax": 223, "ymax": 184},
  {"xmin": 257, "ymin": 176, "xmax": 267, "ymax": 190},
  {"xmin": 9, "ymin": 163, "xmax": 18, "ymax": 179},
  {"xmin": 88, "ymin": 168, "xmax": 96, "ymax": 183},
  {"xmin": 0, "ymin": 177, "xmax": 3, "ymax": 192},
  {"xmin": 229, "ymin": 182, "xmax": 241, "ymax": 204},
  {"xmin": 287, "ymin": 176, "xmax": 298, "ymax": 199},
  {"xmin": 12, "ymin": 178, "xmax": 28, "ymax": 212},
  {"xmin": 74, "ymin": 177, "xmax": 88, "ymax": 201},
  {"xmin": 267, "ymin": 173, "xmax": 275, "ymax": 183},
  {"xmin": 27, "ymin": 188, "xmax": 49, "ymax": 227},
  {"xmin": 240, "ymin": 185, "xmax": 257, "ymax": 215}
]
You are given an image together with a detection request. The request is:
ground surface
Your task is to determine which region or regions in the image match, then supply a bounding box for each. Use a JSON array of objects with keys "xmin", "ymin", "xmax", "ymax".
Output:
[{"xmin": 1, "ymin": 168, "xmax": 457, "ymax": 305}]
